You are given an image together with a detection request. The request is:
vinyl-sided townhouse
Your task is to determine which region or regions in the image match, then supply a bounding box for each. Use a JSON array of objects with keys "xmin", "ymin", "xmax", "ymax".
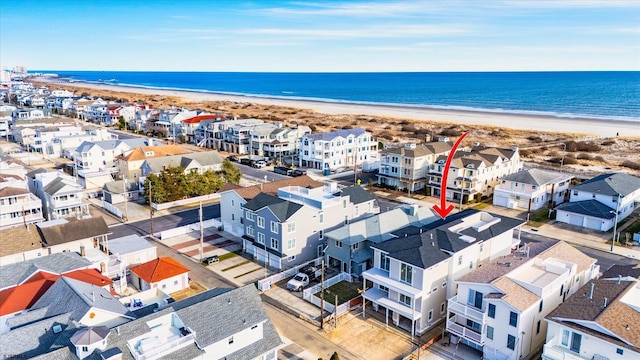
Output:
[
  {"xmin": 362, "ymin": 209, "xmax": 524, "ymax": 337},
  {"xmin": 446, "ymin": 241, "xmax": 598, "ymax": 360}
]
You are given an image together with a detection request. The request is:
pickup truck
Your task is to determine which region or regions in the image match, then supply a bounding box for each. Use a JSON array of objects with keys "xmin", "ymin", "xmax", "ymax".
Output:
[{"xmin": 286, "ymin": 265, "xmax": 322, "ymax": 291}]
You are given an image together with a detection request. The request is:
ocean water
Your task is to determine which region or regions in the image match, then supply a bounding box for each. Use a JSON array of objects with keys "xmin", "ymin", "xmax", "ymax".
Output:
[{"xmin": 39, "ymin": 71, "xmax": 640, "ymax": 121}]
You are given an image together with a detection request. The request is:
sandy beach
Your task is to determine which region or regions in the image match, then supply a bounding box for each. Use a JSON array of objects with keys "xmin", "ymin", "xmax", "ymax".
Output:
[{"xmin": 38, "ymin": 78, "xmax": 640, "ymax": 138}]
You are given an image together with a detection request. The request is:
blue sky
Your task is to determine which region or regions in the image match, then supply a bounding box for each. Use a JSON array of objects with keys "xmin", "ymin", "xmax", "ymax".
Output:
[{"xmin": 1, "ymin": 0, "xmax": 639, "ymax": 72}]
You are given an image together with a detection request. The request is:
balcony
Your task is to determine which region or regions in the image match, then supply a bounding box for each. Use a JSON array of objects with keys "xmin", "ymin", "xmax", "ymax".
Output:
[
  {"xmin": 542, "ymin": 342, "xmax": 589, "ymax": 360},
  {"xmin": 446, "ymin": 314, "xmax": 483, "ymax": 345},
  {"xmin": 447, "ymin": 295, "xmax": 487, "ymax": 325}
]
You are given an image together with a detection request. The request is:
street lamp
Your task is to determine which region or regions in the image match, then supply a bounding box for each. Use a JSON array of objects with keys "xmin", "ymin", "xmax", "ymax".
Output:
[{"xmin": 610, "ymin": 193, "xmax": 621, "ymax": 252}]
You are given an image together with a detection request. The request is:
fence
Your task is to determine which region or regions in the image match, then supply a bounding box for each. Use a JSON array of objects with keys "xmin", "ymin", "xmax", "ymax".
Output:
[
  {"xmin": 102, "ymin": 200, "xmax": 122, "ymax": 218},
  {"xmin": 151, "ymin": 193, "xmax": 220, "ymax": 211},
  {"xmin": 302, "ymin": 272, "xmax": 353, "ymax": 314},
  {"xmin": 158, "ymin": 218, "xmax": 222, "ymax": 240},
  {"xmin": 256, "ymin": 257, "xmax": 322, "ymax": 291}
]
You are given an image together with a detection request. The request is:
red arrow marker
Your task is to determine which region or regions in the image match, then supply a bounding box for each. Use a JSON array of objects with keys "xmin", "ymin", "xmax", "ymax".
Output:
[{"xmin": 433, "ymin": 132, "xmax": 469, "ymax": 219}]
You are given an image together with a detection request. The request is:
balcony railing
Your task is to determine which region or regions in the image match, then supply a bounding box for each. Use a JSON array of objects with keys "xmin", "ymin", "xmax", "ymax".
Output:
[
  {"xmin": 446, "ymin": 315, "xmax": 483, "ymax": 345},
  {"xmin": 542, "ymin": 343, "xmax": 588, "ymax": 360},
  {"xmin": 447, "ymin": 295, "xmax": 486, "ymax": 324}
]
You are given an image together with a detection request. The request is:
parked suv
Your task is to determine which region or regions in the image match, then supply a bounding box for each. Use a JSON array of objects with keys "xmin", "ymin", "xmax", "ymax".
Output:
[
  {"xmin": 253, "ymin": 160, "xmax": 267, "ymax": 168},
  {"xmin": 292, "ymin": 169, "xmax": 307, "ymax": 177},
  {"xmin": 240, "ymin": 158, "xmax": 252, "ymax": 166}
]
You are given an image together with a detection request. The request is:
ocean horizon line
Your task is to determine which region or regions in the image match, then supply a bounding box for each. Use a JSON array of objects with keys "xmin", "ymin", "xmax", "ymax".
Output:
[{"xmin": 32, "ymin": 69, "xmax": 640, "ymax": 74}]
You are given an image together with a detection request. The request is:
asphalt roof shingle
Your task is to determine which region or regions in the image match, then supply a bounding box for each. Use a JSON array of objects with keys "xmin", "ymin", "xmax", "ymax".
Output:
[
  {"xmin": 573, "ymin": 173, "xmax": 640, "ymax": 197},
  {"xmin": 555, "ymin": 199, "xmax": 617, "ymax": 219}
]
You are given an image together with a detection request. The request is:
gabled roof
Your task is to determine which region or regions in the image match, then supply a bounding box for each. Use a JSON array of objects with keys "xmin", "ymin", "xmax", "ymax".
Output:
[
  {"xmin": 118, "ymin": 144, "xmax": 190, "ymax": 162},
  {"xmin": 0, "ymin": 271, "xmax": 59, "ymax": 316},
  {"xmin": 243, "ymin": 193, "xmax": 303, "ymax": 221},
  {"xmin": 573, "ymin": 173, "xmax": 640, "ymax": 197},
  {"xmin": 70, "ymin": 326, "xmax": 109, "ymax": 346},
  {"xmin": 0, "ymin": 312, "xmax": 78, "ymax": 359},
  {"xmin": 42, "ymin": 177, "xmax": 81, "ymax": 196},
  {"xmin": 547, "ymin": 279, "xmax": 640, "ymax": 352},
  {"xmin": 340, "ymin": 185, "xmax": 377, "ymax": 204},
  {"xmin": 37, "ymin": 217, "xmax": 109, "ymax": 246},
  {"xmin": 305, "ymin": 128, "xmax": 367, "ymax": 141},
  {"xmin": 0, "ymin": 225, "xmax": 45, "ymax": 257},
  {"xmin": 228, "ymin": 175, "xmax": 323, "ymax": 200},
  {"xmin": 0, "ymin": 186, "xmax": 30, "ymax": 198},
  {"xmin": 555, "ymin": 199, "xmax": 617, "ymax": 219},
  {"xmin": 383, "ymin": 142, "xmax": 452, "ymax": 157},
  {"xmin": 31, "ymin": 277, "xmax": 135, "ymax": 323},
  {"xmin": 130, "ymin": 257, "xmax": 189, "ymax": 283},
  {"xmin": 0, "ymin": 252, "xmax": 92, "ymax": 290},
  {"xmin": 103, "ymin": 179, "xmax": 139, "ymax": 193},
  {"xmin": 182, "ymin": 114, "xmax": 219, "ymax": 124},
  {"xmin": 601, "ymin": 264, "xmax": 640, "ymax": 280},
  {"xmin": 502, "ymin": 168, "xmax": 571, "ymax": 186}
]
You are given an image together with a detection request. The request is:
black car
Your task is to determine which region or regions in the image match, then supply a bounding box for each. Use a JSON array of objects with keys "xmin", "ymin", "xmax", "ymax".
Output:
[
  {"xmin": 203, "ymin": 255, "xmax": 219, "ymax": 265},
  {"xmin": 292, "ymin": 169, "xmax": 307, "ymax": 177},
  {"xmin": 227, "ymin": 155, "xmax": 238, "ymax": 162},
  {"xmin": 240, "ymin": 158, "xmax": 253, "ymax": 166}
]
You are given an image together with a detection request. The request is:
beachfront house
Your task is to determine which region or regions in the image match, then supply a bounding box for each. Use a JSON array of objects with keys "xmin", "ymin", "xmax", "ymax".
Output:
[
  {"xmin": 427, "ymin": 143, "xmax": 522, "ymax": 204},
  {"xmin": 299, "ymin": 128, "xmax": 378, "ymax": 172},
  {"xmin": 493, "ymin": 168, "xmax": 573, "ymax": 211},
  {"xmin": 555, "ymin": 172, "xmax": 640, "ymax": 231},
  {"xmin": 249, "ymin": 123, "xmax": 312, "ymax": 163},
  {"xmin": 377, "ymin": 140, "xmax": 452, "ymax": 193},
  {"xmin": 362, "ymin": 210, "xmax": 524, "ymax": 338},
  {"xmin": 446, "ymin": 241, "xmax": 598, "ymax": 360},
  {"xmin": 242, "ymin": 183, "xmax": 379, "ymax": 270}
]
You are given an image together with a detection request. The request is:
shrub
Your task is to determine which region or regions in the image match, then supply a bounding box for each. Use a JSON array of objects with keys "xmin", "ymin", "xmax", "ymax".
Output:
[
  {"xmin": 621, "ymin": 160, "xmax": 640, "ymax": 170},
  {"xmin": 440, "ymin": 128, "xmax": 461, "ymax": 137},
  {"xmin": 379, "ymin": 131, "xmax": 394, "ymax": 140},
  {"xmin": 601, "ymin": 140, "xmax": 615, "ymax": 146},
  {"xmin": 527, "ymin": 136, "xmax": 543, "ymax": 143},
  {"xmin": 576, "ymin": 153, "xmax": 592, "ymax": 160},
  {"xmin": 519, "ymin": 149, "xmax": 531, "ymax": 157},
  {"xmin": 341, "ymin": 125, "xmax": 353, "ymax": 129}
]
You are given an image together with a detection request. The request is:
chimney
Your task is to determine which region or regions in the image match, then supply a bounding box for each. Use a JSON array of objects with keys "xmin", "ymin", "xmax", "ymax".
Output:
[
  {"xmin": 80, "ymin": 245, "xmax": 86, "ymax": 257},
  {"xmin": 603, "ymin": 297, "xmax": 608, "ymax": 308},
  {"xmin": 589, "ymin": 283, "xmax": 594, "ymax": 299}
]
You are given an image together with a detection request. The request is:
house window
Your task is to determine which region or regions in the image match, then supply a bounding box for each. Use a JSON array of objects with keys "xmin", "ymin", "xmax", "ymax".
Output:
[
  {"xmin": 82, "ymin": 346, "xmax": 88, "ymax": 352},
  {"xmin": 229, "ymin": 336, "xmax": 234, "ymax": 344},
  {"xmin": 509, "ymin": 311, "xmax": 518, "ymax": 327},
  {"xmin": 379, "ymin": 284, "xmax": 389, "ymax": 292},
  {"xmin": 617, "ymin": 348, "xmax": 624, "ymax": 355},
  {"xmin": 257, "ymin": 216, "xmax": 265, "ymax": 228},
  {"xmin": 336, "ymin": 240, "xmax": 343, "ymax": 248},
  {"xmin": 570, "ymin": 332, "xmax": 582, "ymax": 353},
  {"xmin": 432, "ymin": 287, "xmax": 438, "ymax": 293},
  {"xmin": 458, "ymin": 256, "xmax": 462, "ymax": 265},
  {"xmin": 380, "ymin": 253, "xmax": 390, "ymax": 271},
  {"xmin": 488, "ymin": 303, "xmax": 496, "ymax": 318},
  {"xmin": 400, "ymin": 263, "xmax": 412, "ymax": 284},
  {"xmin": 573, "ymin": 190, "xmax": 578, "ymax": 196},
  {"xmin": 442, "ymin": 281, "xmax": 447, "ymax": 288},
  {"xmin": 536, "ymin": 320, "xmax": 541, "ymax": 334},
  {"xmin": 231, "ymin": 199, "xmax": 235, "ymax": 206},
  {"xmin": 399, "ymin": 293, "xmax": 411, "ymax": 306},
  {"xmin": 352, "ymin": 242, "xmax": 360, "ymax": 250},
  {"xmin": 486, "ymin": 326, "xmax": 494, "ymax": 340},
  {"xmin": 480, "ymin": 243, "xmax": 483, "ymax": 252},
  {"xmin": 343, "ymin": 199, "xmax": 347, "ymax": 208},
  {"xmin": 257, "ymin": 233, "xmax": 265, "ymax": 244},
  {"xmin": 562, "ymin": 330, "xmax": 570, "ymax": 346},
  {"xmin": 319, "ymin": 212, "xmax": 324, "ymax": 223},
  {"xmin": 560, "ymin": 284, "xmax": 564, "ymax": 296},
  {"xmin": 287, "ymin": 238, "xmax": 295, "ymax": 250},
  {"xmin": 344, "ymin": 215, "xmax": 348, "ymax": 225},
  {"xmin": 467, "ymin": 289, "xmax": 483, "ymax": 309},
  {"xmin": 246, "ymin": 226, "xmax": 254, "ymax": 236},
  {"xmin": 466, "ymin": 319, "xmax": 481, "ymax": 332},
  {"xmin": 428, "ymin": 310, "xmax": 433, "ymax": 321},
  {"xmin": 270, "ymin": 221, "xmax": 278, "ymax": 233},
  {"xmin": 507, "ymin": 334, "xmax": 516, "ymax": 350},
  {"xmin": 441, "ymin": 303, "xmax": 446, "ymax": 313},
  {"xmin": 319, "ymin": 230, "xmax": 323, "ymax": 239},
  {"xmin": 270, "ymin": 238, "xmax": 278, "ymax": 250},
  {"xmin": 539, "ymin": 300, "xmax": 543, "ymax": 312},
  {"xmin": 246, "ymin": 210, "xmax": 254, "ymax": 221},
  {"xmin": 287, "ymin": 222, "xmax": 296, "ymax": 233}
]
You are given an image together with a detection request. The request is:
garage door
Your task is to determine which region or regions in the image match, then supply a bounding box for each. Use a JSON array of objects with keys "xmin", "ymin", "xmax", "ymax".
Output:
[
  {"xmin": 569, "ymin": 214, "xmax": 584, "ymax": 226},
  {"xmin": 494, "ymin": 196, "xmax": 509, "ymax": 207},
  {"xmin": 586, "ymin": 218, "xmax": 602, "ymax": 230}
]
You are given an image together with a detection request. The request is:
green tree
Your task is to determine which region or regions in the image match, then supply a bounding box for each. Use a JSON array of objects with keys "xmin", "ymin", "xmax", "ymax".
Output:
[
  {"xmin": 117, "ymin": 116, "xmax": 127, "ymax": 130},
  {"xmin": 221, "ymin": 159, "xmax": 242, "ymax": 184},
  {"xmin": 143, "ymin": 174, "xmax": 167, "ymax": 204},
  {"xmin": 161, "ymin": 166, "xmax": 188, "ymax": 201}
]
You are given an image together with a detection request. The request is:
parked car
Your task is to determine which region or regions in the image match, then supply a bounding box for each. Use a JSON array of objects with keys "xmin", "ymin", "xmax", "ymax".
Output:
[
  {"xmin": 274, "ymin": 166, "xmax": 293, "ymax": 176},
  {"xmin": 227, "ymin": 155, "xmax": 238, "ymax": 162},
  {"xmin": 253, "ymin": 160, "xmax": 267, "ymax": 168},
  {"xmin": 287, "ymin": 273, "xmax": 310, "ymax": 291},
  {"xmin": 203, "ymin": 255, "xmax": 219, "ymax": 265},
  {"xmin": 240, "ymin": 158, "xmax": 252, "ymax": 166},
  {"xmin": 292, "ymin": 169, "xmax": 307, "ymax": 177}
]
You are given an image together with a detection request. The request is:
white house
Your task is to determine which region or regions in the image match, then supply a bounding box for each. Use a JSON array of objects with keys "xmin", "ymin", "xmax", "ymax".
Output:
[
  {"xmin": 0, "ymin": 181, "xmax": 44, "ymax": 230},
  {"xmin": 299, "ymin": 128, "xmax": 378, "ymax": 172},
  {"xmin": 362, "ymin": 210, "xmax": 525, "ymax": 337},
  {"xmin": 129, "ymin": 257, "xmax": 190, "ymax": 294},
  {"xmin": 378, "ymin": 141, "xmax": 452, "ymax": 192},
  {"xmin": 446, "ymin": 241, "xmax": 599, "ymax": 360},
  {"xmin": 493, "ymin": 168, "xmax": 573, "ymax": 211},
  {"xmin": 555, "ymin": 173, "xmax": 640, "ymax": 231},
  {"xmin": 543, "ymin": 274, "xmax": 640, "ymax": 360}
]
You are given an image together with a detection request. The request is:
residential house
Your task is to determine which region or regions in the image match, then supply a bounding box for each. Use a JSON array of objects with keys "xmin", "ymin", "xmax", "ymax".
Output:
[
  {"xmin": 196, "ymin": 117, "xmax": 263, "ymax": 151},
  {"xmin": 12, "ymin": 108, "xmax": 45, "ymax": 120},
  {"xmin": 0, "ymin": 268, "xmax": 112, "ymax": 334},
  {"xmin": 493, "ymin": 168, "xmax": 573, "ymax": 211},
  {"xmin": 7, "ymin": 285, "xmax": 282, "ymax": 360},
  {"xmin": 116, "ymin": 144, "xmax": 190, "ymax": 181},
  {"xmin": 129, "ymin": 257, "xmax": 190, "ymax": 293},
  {"xmin": 428, "ymin": 144, "xmax": 522, "ymax": 204},
  {"xmin": 378, "ymin": 141, "xmax": 452, "ymax": 192},
  {"xmin": 29, "ymin": 125, "xmax": 84, "ymax": 158},
  {"xmin": 543, "ymin": 277, "xmax": 639, "ymax": 360},
  {"xmin": 446, "ymin": 241, "xmax": 598, "ymax": 360},
  {"xmin": 153, "ymin": 108, "xmax": 202, "ymax": 138},
  {"xmin": 132, "ymin": 106, "xmax": 157, "ymax": 133},
  {"xmin": 181, "ymin": 113, "xmax": 221, "ymax": 143},
  {"xmin": 0, "ymin": 181, "xmax": 44, "ymax": 230},
  {"xmin": 362, "ymin": 210, "xmax": 524, "ymax": 337},
  {"xmin": 248, "ymin": 123, "xmax": 312, "ymax": 162},
  {"xmin": 324, "ymin": 204, "xmax": 437, "ymax": 276},
  {"xmin": 73, "ymin": 138, "xmax": 147, "ymax": 176},
  {"xmin": 102, "ymin": 179, "xmax": 140, "ymax": 205},
  {"xmin": 299, "ymin": 128, "xmax": 378, "ymax": 171},
  {"xmin": 219, "ymin": 175, "xmax": 323, "ymax": 236},
  {"xmin": 36, "ymin": 217, "xmax": 110, "ymax": 257},
  {"xmin": 30, "ymin": 171, "xmax": 89, "ymax": 220},
  {"xmin": 555, "ymin": 173, "xmax": 640, "ymax": 231},
  {"xmin": 242, "ymin": 183, "xmax": 379, "ymax": 269},
  {"xmin": 107, "ymin": 234, "xmax": 157, "ymax": 270},
  {"xmin": 139, "ymin": 150, "xmax": 225, "ymax": 180}
]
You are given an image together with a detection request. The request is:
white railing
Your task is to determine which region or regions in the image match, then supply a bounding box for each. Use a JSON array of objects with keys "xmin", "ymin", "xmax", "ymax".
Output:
[
  {"xmin": 302, "ymin": 272, "xmax": 352, "ymax": 300},
  {"xmin": 446, "ymin": 316, "xmax": 483, "ymax": 344},
  {"xmin": 158, "ymin": 218, "xmax": 221, "ymax": 240},
  {"xmin": 447, "ymin": 296, "xmax": 486, "ymax": 324},
  {"xmin": 542, "ymin": 343, "xmax": 588, "ymax": 360},
  {"xmin": 130, "ymin": 333, "xmax": 196, "ymax": 360},
  {"xmin": 151, "ymin": 193, "xmax": 220, "ymax": 211},
  {"xmin": 256, "ymin": 257, "xmax": 322, "ymax": 291}
]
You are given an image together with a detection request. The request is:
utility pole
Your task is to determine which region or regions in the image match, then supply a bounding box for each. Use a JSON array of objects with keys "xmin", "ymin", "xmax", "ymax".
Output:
[
  {"xmin": 334, "ymin": 293, "xmax": 338, "ymax": 328},
  {"xmin": 123, "ymin": 178, "xmax": 128, "ymax": 222},
  {"xmin": 149, "ymin": 181, "xmax": 154, "ymax": 237},
  {"xmin": 320, "ymin": 259, "xmax": 325, "ymax": 329},
  {"xmin": 199, "ymin": 200, "xmax": 204, "ymax": 260}
]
